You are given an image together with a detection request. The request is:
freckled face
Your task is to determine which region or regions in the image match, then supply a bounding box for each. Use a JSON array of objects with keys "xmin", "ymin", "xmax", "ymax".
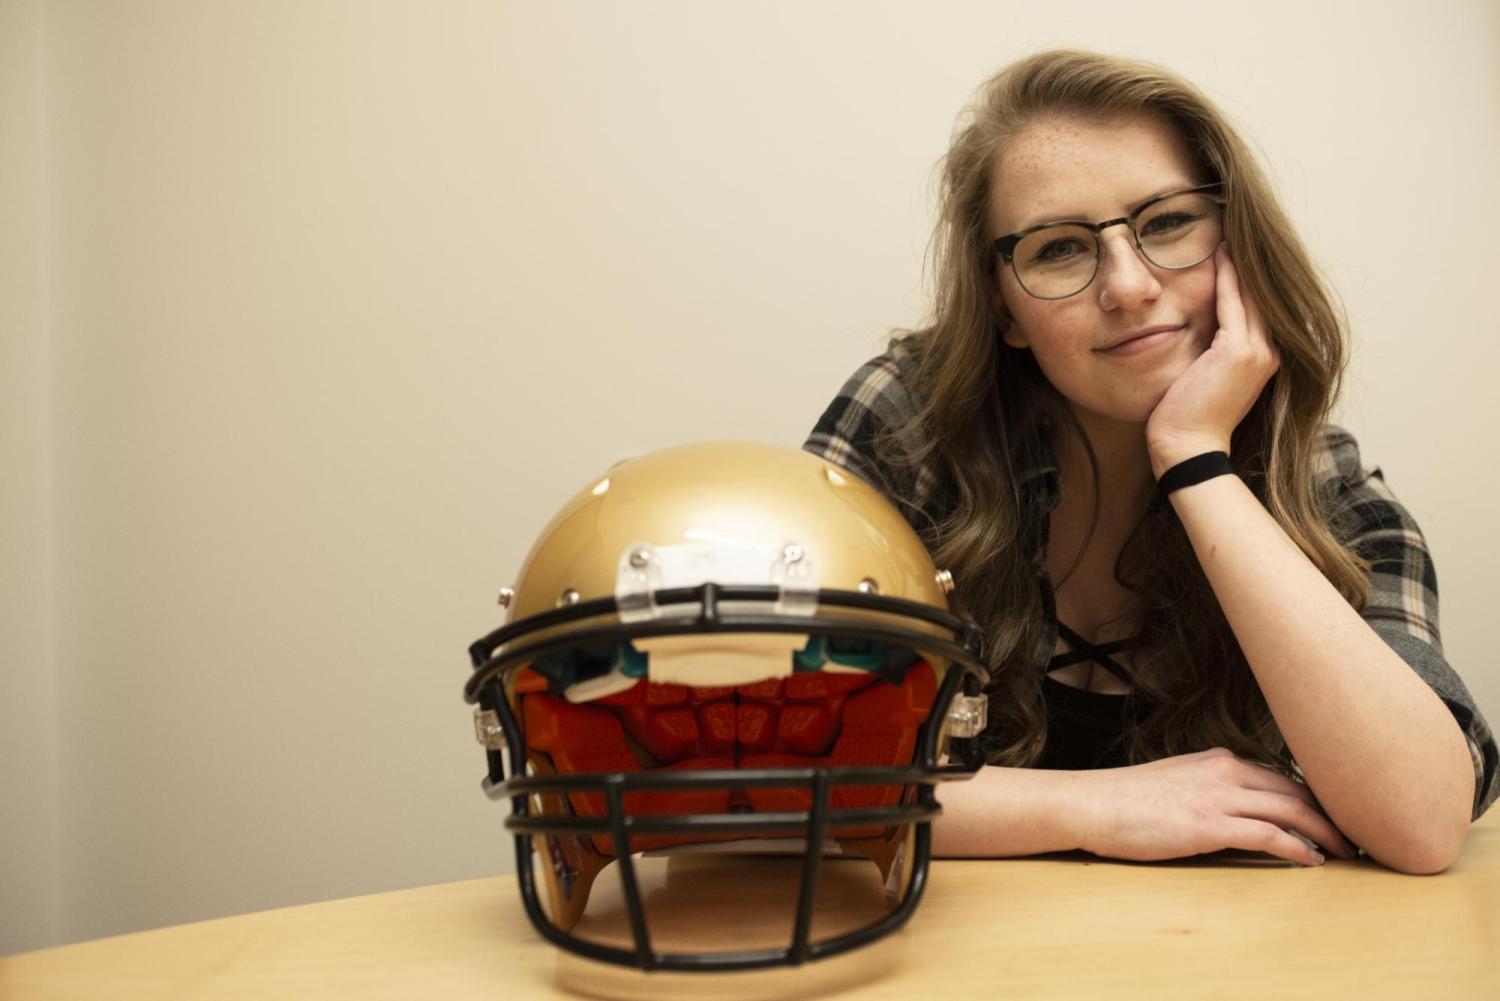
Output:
[{"xmin": 990, "ymin": 114, "xmax": 1219, "ymax": 426}]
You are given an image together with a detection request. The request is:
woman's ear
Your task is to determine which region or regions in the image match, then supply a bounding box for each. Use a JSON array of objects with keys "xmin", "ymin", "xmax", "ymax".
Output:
[
  {"xmin": 990, "ymin": 274, "xmax": 1026, "ymax": 348},
  {"xmin": 994, "ymin": 290, "xmax": 1028, "ymax": 349}
]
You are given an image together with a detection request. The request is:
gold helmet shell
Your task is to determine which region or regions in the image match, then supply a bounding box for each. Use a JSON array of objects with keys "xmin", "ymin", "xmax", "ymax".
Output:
[
  {"xmin": 497, "ymin": 442, "xmax": 953, "ymax": 689},
  {"xmin": 514, "ymin": 442, "xmax": 945, "ymax": 609}
]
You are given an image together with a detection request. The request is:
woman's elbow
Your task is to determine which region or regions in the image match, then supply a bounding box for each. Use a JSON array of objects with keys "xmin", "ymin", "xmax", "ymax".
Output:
[{"xmin": 1366, "ymin": 813, "xmax": 1471, "ymax": 875}]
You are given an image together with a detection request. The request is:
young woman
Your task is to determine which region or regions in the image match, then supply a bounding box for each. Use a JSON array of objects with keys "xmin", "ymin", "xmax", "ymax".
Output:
[{"xmin": 804, "ymin": 50, "xmax": 1496, "ymax": 874}]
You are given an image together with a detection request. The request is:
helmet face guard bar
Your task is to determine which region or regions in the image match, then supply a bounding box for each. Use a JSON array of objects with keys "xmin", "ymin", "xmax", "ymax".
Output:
[
  {"xmin": 465, "ymin": 582, "xmax": 988, "ymax": 703},
  {"xmin": 510, "ymin": 799, "xmax": 942, "ymax": 971},
  {"xmin": 465, "ymin": 582, "xmax": 991, "ymax": 971}
]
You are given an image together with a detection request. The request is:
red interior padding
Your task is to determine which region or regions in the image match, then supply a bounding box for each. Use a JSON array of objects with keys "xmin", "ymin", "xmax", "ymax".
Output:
[
  {"xmin": 515, "ymin": 660, "xmax": 936, "ymax": 853},
  {"xmin": 521, "ymin": 693, "xmax": 733, "ymax": 853}
]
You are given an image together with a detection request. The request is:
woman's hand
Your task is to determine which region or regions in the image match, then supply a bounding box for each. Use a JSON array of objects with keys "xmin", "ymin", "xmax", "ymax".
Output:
[
  {"xmin": 1145, "ymin": 244, "xmax": 1280, "ymax": 478},
  {"xmin": 1075, "ymin": 747, "xmax": 1361, "ymax": 866}
]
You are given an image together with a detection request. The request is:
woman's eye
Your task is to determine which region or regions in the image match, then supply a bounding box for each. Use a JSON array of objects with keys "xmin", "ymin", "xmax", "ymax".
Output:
[
  {"xmin": 1031, "ymin": 238, "xmax": 1089, "ymax": 263},
  {"xmin": 1141, "ymin": 211, "xmax": 1198, "ymax": 236}
]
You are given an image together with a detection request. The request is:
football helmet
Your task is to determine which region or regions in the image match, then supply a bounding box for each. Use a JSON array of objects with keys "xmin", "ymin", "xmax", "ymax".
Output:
[{"xmin": 465, "ymin": 441, "xmax": 989, "ymax": 971}]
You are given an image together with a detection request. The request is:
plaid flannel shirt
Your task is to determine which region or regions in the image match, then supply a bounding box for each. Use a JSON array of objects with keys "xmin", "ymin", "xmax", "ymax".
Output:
[{"xmin": 804, "ymin": 346, "xmax": 1498, "ymax": 819}]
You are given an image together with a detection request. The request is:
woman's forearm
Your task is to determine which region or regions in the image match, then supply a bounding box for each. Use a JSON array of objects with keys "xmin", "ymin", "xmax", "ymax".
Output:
[
  {"xmin": 1166, "ymin": 472, "xmax": 1473, "ymax": 873},
  {"xmin": 932, "ymin": 766, "xmax": 1089, "ymax": 857}
]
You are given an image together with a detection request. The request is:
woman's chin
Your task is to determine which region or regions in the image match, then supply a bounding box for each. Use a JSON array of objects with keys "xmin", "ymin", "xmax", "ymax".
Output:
[{"xmin": 1067, "ymin": 399, "xmax": 1157, "ymax": 432}]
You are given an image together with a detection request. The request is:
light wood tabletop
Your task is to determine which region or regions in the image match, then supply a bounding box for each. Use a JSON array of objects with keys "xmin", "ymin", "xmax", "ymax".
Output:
[{"xmin": 5, "ymin": 813, "xmax": 1496, "ymax": 1000}]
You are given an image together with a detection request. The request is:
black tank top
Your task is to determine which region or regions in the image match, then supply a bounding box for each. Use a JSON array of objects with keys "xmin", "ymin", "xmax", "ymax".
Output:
[{"xmin": 1035, "ymin": 622, "xmax": 1134, "ymax": 770}]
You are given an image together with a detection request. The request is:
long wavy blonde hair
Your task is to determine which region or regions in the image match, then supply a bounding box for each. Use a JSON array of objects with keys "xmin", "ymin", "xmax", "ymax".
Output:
[{"xmin": 879, "ymin": 49, "xmax": 1372, "ymax": 771}]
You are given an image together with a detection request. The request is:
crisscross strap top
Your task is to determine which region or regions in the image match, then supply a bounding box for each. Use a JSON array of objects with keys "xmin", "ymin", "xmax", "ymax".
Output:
[{"xmin": 1036, "ymin": 621, "xmax": 1136, "ymax": 770}]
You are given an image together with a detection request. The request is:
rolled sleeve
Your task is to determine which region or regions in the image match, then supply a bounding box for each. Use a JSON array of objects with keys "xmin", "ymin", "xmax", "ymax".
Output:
[{"xmin": 1319, "ymin": 426, "xmax": 1497, "ymax": 819}]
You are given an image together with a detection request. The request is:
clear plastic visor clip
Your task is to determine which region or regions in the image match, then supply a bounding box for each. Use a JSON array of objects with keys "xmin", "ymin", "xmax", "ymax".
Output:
[
  {"xmin": 474, "ymin": 708, "xmax": 506, "ymax": 749},
  {"xmin": 946, "ymin": 692, "xmax": 988, "ymax": 738},
  {"xmin": 615, "ymin": 541, "xmax": 820, "ymax": 622}
]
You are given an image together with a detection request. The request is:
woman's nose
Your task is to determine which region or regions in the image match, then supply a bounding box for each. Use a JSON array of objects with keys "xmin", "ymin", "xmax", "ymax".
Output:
[{"xmin": 1095, "ymin": 227, "xmax": 1162, "ymax": 310}]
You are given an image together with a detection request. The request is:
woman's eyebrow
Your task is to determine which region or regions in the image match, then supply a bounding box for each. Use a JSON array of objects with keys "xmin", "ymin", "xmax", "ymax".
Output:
[{"xmin": 1010, "ymin": 181, "xmax": 1198, "ymax": 233}]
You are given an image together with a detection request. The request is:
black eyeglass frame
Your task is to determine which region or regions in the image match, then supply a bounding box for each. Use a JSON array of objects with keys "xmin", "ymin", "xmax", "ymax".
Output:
[{"xmin": 990, "ymin": 182, "xmax": 1225, "ymax": 300}]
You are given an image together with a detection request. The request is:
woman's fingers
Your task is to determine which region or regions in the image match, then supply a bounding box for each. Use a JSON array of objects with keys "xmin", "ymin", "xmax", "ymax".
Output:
[
  {"xmin": 1090, "ymin": 751, "xmax": 1362, "ymax": 867},
  {"xmin": 1214, "ymin": 243, "xmax": 1247, "ymax": 336},
  {"xmin": 1235, "ymin": 264, "xmax": 1280, "ymax": 372},
  {"xmin": 1216, "ymin": 244, "xmax": 1279, "ymax": 373},
  {"xmin": 1230, "ymin": 789, "xmax": 1360, "ymax": 859},
  {"xmin": 1186, "ymin": 749, "xmax": 1359, "ymax": 860},
  {"xmin": 1218, "ymin": 817, "xmax": 1329, "ymax": 867}
]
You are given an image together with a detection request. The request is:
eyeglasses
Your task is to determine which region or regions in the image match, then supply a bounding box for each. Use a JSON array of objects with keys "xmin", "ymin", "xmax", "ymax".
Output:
[{"xmin": 991, "ymin": 183, "xmax": 1225, "ymax": 300}]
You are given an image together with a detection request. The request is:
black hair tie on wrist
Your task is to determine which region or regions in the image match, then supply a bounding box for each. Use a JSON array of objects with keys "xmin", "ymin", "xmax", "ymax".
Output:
[{"xmin": 1157, "ymin": 451, "xmax": 1235, "ymax": 496}]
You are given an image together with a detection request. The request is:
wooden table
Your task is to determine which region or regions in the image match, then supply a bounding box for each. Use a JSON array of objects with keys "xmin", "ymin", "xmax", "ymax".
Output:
[{"xmin": 6, "ymin": 814, "xmax": 1497, "ymax": 1000}]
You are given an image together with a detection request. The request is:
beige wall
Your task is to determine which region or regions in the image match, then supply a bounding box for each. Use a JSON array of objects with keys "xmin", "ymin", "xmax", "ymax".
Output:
[
  {"xmin": 3, "ymin": 0, "xmax": 1497, "ymax": 954},
  {"xmin": 1, "ymin": 0, "xmax": 62, "ymax": 957}
]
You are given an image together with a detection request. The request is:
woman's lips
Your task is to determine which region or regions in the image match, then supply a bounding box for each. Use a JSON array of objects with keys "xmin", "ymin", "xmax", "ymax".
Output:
[{"xmin": 1096, "ymin": 324, "xmax": 1184, "ymax": 357}]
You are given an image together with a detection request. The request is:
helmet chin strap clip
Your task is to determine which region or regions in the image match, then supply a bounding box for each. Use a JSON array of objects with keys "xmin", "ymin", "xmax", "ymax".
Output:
[
  {"xmin": 945, "ymin": 692, "xmax": 988, "ymax": 738},
  {"xmin": 473, "ymin": 708, "xmax": 506, "ymax": 748}
]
